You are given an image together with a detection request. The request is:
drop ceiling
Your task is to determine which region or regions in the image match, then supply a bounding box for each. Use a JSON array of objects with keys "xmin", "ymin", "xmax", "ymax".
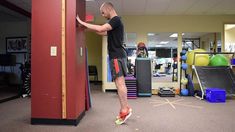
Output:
[{"xmin": 0, "ymin": 0, "xmax": 234, "ymax": 47}]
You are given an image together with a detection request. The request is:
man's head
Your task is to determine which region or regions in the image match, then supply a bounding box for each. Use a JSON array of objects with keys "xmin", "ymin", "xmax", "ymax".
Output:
[{"xmin": 100, "ymin": 2, "xmax": 115, "ymax": 20}]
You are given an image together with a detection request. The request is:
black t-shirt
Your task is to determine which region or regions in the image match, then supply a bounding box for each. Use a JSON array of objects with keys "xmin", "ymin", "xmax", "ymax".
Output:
[{"xmin": 107, "ymin": 16, "xmax": 126, "ymax": 59}]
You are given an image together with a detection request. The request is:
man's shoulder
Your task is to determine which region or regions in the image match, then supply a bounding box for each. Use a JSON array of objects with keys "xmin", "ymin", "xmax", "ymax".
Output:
[{"xmin": 110, "ymin": 16, "xmax": 121, "ymax": 21}]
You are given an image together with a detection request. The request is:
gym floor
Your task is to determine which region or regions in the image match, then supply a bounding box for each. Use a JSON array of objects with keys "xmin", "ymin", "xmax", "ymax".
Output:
[{"xmin": 0, "ymin": 84, "xmax": 235, "ymax": 132}]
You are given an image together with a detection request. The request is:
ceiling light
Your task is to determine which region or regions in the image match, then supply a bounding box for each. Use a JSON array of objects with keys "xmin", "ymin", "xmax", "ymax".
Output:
[
  {"xmin": 170, "ymin": 33, "xmax": 177, "ymax": 37},
  {"xmin": 169, "ymin": 33, "xmax": 185, "ymax": 37},
  {"xmin": 148, "ymin": 33, "xmax": 155, "ymax": 36},
  {"xmin": 160, "ymin": 41, "xmax": 169, "ymax": 44},
  {"xmin": 86, "ymin": 0, "xmax": 95, "ymax": 1}
]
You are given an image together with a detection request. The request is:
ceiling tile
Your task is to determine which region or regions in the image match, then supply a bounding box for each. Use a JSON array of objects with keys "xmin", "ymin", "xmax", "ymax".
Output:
[
  {"xmin": 184, "ymin": 0, "xmax": 222, "ymax": 15},
  {"xmin": 122, "ymin": 0, "xmax": 147, "ymax": 15},
  {"xmin": 145, "ymin": 0, "xmax": 171, "ymax": 15},
  {"xmin": 165, "ymin": 0, "xmax": 198, "ymax": 15}
]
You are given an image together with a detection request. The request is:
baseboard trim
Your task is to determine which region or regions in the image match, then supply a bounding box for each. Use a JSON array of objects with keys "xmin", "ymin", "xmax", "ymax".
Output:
[
  {"xmin": 0, "ymin": 95, "xmax": 20, "ymax": 103},
  {"xmin": 31, "ymin": 110, "xmax": 85, "ymax": 126}
]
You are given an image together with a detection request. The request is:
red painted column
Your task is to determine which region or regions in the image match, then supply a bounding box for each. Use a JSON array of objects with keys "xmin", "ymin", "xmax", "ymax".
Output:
[
  {"xmin": 66, "ymin": 0, "xmax": 86, "ymax": 119},
  {"xmin": 31, "ymin": 0, "xmax": 86, "ymax": 125}
]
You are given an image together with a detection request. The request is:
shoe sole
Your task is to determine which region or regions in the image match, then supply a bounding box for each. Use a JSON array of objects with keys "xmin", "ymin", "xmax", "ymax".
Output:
[
  {"xmin": 123, "ymin": 112, "xmax": 132, "ymax": 123},
  {"xmin": 115, "ymin": 112, "xmax": 132, "ymax": 125},
  {"xmin": 116, "ymin": 108, "xmax": 132, "ymax": 119}
]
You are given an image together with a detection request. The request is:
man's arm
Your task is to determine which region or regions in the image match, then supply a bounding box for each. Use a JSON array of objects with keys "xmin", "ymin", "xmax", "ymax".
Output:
[
  {"xmin": 96, "ymin": 31, "xmax": 107, "ymax": 36},
  {"xmin": 76, "ymin": 15, "xmax": 111, "ymax": 33},
  {"xmin": 85, "ymin": 28, "xmax": 107, "ymax": 36}
]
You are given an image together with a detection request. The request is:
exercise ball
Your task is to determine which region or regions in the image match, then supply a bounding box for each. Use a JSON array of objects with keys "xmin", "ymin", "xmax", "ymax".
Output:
[
  {"xmin": 181, "ymin": 89, "xmax": 189, "ymax": 96},
  {"xmin": 186, "ymin": 49, "xmax": 209, "ymax": 66},
  {"xmin": 181, "ymin": 55, "xmax": 187, "ymax": 61},
  {"xmin": 181, "ymin": 63, "xmax": 188, "ymax": 70},
  {"xmin": 209, "ymin": 54, "xmax": 229, "ymax": 66},
  {"xmin": 181, "ymin": 78, "xmax": 188, "ymax": 85},
  {"xmin": 180, "ymin": 50, "xmax": 187, "ymax": 56}
]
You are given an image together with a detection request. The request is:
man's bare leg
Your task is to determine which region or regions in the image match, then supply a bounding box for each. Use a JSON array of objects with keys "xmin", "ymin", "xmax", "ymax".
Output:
[{"xmin": 114, "ymin": 76, "xmax": 129, "ymax": 112}]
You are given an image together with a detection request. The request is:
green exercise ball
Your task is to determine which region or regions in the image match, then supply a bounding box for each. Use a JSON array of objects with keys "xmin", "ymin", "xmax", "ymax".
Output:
[
  {"xmin": 209, "ymin": 54, "xmax": 229, "ymax": 66},
  {"xmin": 186, "ymin": 49, "xmax": 209, "ymax": 66}
]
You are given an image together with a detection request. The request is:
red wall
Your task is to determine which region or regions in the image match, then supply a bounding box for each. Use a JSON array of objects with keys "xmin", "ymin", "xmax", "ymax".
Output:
[
  {"xmin": 31, "ymin": 0, "xmax": 86, "ymax": 119},
  {"xmin": 66, "ymin": 0, "xmax": 86, "ymax": 119}
]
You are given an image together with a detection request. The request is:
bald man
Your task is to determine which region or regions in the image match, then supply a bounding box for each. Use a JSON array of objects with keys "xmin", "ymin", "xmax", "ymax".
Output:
[{"xmin": 76, "ymin": 2, "xmax": 132, "ymax": 125}]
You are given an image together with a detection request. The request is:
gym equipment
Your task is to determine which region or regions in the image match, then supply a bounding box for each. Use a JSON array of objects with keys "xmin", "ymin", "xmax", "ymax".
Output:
[
  {"xmin": 180, "ymin": 50, "xmax": 189, "ymax": 96},
  {"xmin": 20, "ymin": 62, "xmax": 31, "ymax": 97},
  {"xmin": 186, "ymin": 49, "xmax": 209, "ymax": 66},
  {"xmin": 181, "ymin": 88, "xmax": 189, "ymax": 96},
  {"xmin": 175, "ymin": 88, "xmax": 180, "ymax": 95},
  {"xmin": 193, "ymin": 66, "xmax": 235, "ymax": 99},
  {"xmin": 135, "ymin": 58, "xmax": 152, "ymax": 97},
  {"xmin": 209, "ymin": 54, "xmax": 229, "ymax": 66},
  {"xmin": 181, "ymin": 63, "xmax": 188, "ymax": 70},
  {"xmin": 181, "ymin": 78, "xmax": 188, "ymax": 85},
  {"xmin": 172, "ymin": 55, "xmax": 178, "ymax": 82},
  {"xmin": 231, "ymin": 58, "xmax": 235, "ymax": 65},
  {"xmin": 186, "ymin": 74, "xmax": 194, "ymax": 96},
  {"xmin": 125, "ymin": 76, "xmax": 137, "ymax": 99},
  {"xmin": 165, "ymin": 62, "xmax": 172, "ymax": 74},
  {"xmin": 206, "ymin": 88, "xmax": 226, "ymax": 103},
  {"xmin": 181, "ymin": 55, "xmax": 187, "ymax": 61},
  {"xmin": 158, "ymin": 87, "xmax": 175, "ymax": 97},
  {"xmin": 180, "ymin": 50, "xmax": 187, "ymax": 56}
]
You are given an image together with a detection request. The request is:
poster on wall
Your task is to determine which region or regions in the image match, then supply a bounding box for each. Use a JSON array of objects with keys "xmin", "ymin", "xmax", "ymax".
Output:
[{"xmin": 6, "ymin": 36, "xmax": 28, "ymax": 53}]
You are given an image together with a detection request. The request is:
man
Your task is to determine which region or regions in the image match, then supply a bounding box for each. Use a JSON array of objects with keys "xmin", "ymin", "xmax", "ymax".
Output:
[{"xmin": 76, "ymin": 2, "xmax": 132, "ymax": 125}]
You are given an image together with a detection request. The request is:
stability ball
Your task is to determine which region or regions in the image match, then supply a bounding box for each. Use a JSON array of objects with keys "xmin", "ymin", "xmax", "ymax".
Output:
[
  {"xmin": 181, "ymin": 78, "xmax": 188, "ymax": 85},
  {"xmin": 180, "ymin": 50, "xmax": 187, "ymax": 56},
  {"xmin": 181, "ymin": 89, "xmax": 189, "ymax": 96},
  {"xmin": 209, "ymin": 54, "xmax": 229, "ymax": 66},
  {"xmin": 186, "ymin": 49, "xmax": 209, "ymax": 66},
  {"xmin": 181, "ymin": 63, "xmax": 188, "ymax": 70},
  {"xmin": 181, "ymin": 55, "xmax": 187, "ymax": 61}
]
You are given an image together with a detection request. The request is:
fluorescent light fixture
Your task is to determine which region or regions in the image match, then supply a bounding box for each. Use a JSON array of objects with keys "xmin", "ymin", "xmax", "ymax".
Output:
[
  {"xmin": 148, "ymin": 33, "xmax": 155, "ymax": 36},
  {"xmin": 86, "ymin": 0, "xmax": 95, "ymax": 1},
  {"xmin": 169, "ymin": 33, "xmax": 184, "ymax": 37},
  {"xmin": 160, "ymin": 41, "xmax": 169, "ymax": 44},
  {"xmin": 186, "ymin": 41, "xmax": 192, "ymax": 44},
  {"xmin": 155, "ymin": 45, "xmax": 162, "ymax": 47},
  {"xmin": 225, "ymin": 24, "xmax": 235, "ymax": 30},
  {"xmin": 170, "ymin": 33, "xmax": 177, "ymax": 37}
]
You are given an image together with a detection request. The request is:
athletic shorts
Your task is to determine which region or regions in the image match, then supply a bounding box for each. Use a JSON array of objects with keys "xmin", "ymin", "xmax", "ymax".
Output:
[{"xmin": 109, "ymin": 58, "xmax": 128, "ymax": 80}]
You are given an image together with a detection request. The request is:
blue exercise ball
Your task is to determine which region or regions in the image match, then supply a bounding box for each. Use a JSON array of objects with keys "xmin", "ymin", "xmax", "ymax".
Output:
[
  {"xmin": 181, "ymin": 63, "xmax": 188, "ymax": 70},
  {"xmin": 182, "ymin": 50, "xmax": 187, "ymax": 55},
  {"xmin": 181, "ymin": 55, "xmax": 187, "ymax": 61},
  {"xmin": 181, "ymin": 89, "xmax": 189, "ymax": 96}
]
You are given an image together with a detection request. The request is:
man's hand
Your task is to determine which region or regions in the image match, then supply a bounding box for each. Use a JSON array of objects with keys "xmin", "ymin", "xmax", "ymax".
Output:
[
  {"xmin": 76, "ymin": 14, "xmax": 82, "ymax": 23},
  {"xmin": 76, "ymin": 14, "xmax": 112, "ymax": 34}
]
